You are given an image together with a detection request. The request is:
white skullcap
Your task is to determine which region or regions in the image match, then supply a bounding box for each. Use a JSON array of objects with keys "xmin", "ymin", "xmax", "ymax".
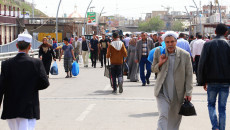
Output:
[
  {"xmin": 18, "ymin": 34, "xmax": 32, "ymax": 43},
  {"xmin": 162, "ymin": 31, "xmax": 179, "ymax": 40}
]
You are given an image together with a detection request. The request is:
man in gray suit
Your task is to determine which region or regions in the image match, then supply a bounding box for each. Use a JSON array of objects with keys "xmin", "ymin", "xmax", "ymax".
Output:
[
  {"xmin": 152, "ymin": 31, "xmax": 193, "ymax": 130},
  {"xmin": 135, "ymin": 32, "xmax": 154, "ymax": 86}
]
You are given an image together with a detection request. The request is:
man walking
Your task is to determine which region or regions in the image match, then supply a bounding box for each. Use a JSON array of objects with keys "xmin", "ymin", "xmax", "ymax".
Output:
[
  {"xmin": 72, "ymin": 36, "xmax": 82, "ymax": 63},
  {"xmin": 152, "ymin": 31, "xmax": 193, "ymax": 130},
  {"xmin": 0, "ymin": 34, "xmax": 50, "ymax": 130},
  {"xmin": 99, "ymin": 34, "xmax": 109, "ymax": 68},
  {"xmin": 198, "ymin": 24, "xmax": 230, "ymax": 130},
  {"xmin": 89, "ymin": 34, "xmax": 99, "ymax": 68},
  {"xmin": 176, "ymin": 33, "xmax": 192, "ymax": 56},
  {"xmin": 81, "ymin": 36, "xmax": 90, "ymax": 67},
  {"xmin": 135, "ymin": 32, "xmax": 154, "ymax": 86},
  {"xmin": 123, "ymin": 33, "xmax": 131, "ymax": 49},
  {"xmin": 106, "ymin": 32, "xmax": 127, "ymax": 93},
  {"xmin": 192, "ymin": 33, "xmax": 205, "ymax": 82}
]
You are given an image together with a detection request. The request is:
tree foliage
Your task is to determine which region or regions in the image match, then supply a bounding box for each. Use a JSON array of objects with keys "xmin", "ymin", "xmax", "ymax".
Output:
[
  {"xmin": 171, "ymin": 20, "xmax": 184, "ymax": 32},
  {"xmin": 138, "ymin": 16, "xmax": 165, "ymax": 32}
]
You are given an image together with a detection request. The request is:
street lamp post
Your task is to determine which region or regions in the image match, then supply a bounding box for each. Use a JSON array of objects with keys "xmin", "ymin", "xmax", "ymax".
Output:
[
  {"xmin": 83, "ymin": 0, "xmax": 93, "ymax": 35},
  {"xmin": 56, "ymin": 0, "xmax": 62, "ymax": 43}
]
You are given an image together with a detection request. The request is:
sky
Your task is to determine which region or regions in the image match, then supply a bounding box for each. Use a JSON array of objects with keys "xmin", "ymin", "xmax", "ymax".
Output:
[{"xmin": 26, "ymin": 0, "xmax": 230, "ymax": 19}]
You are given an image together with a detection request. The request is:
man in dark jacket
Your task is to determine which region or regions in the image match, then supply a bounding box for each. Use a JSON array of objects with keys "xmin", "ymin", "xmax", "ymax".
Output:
[
  {"xmin": 198, "ymin": 23, "xmax": 230, "ymax": 130},
  {"xmin": 0, "ymin": 33, "xmax": 50, "ymax": 130}
]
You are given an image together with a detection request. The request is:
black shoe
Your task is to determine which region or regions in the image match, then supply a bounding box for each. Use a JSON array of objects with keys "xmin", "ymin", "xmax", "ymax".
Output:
[
  {"xmin": 142, "ymin": 83, "xmax": 146, "ymax": 86},
  {"xmin": 119, "ymin": 83, "xmax": 123, "ymax": 93},
  {"xmin": 112, "ymin": 90, "xmax": 117, "ymax": 93},
  {"xmin": 94, "ymin": 66, "xmax": 96, "ymax": 68},
  {"xmin": 146, "ymin": 79, "xmax": 150, "ymax": 85},
  {"xmin": 86, "ymin": 65, "xmax": 88, "ymax": 68},
  {"xmin": 65, "ymin": 75, "xmax": 70, "ymax": 78}
]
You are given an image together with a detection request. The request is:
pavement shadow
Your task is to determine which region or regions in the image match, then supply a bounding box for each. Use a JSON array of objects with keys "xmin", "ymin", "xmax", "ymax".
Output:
[
  {"xmin": 129, "ymin": 112, "xmax": 159, "ymax": 118},
  {"xmin": 89, "ymin": 90, "xmax": 114, "ymax": 95}
]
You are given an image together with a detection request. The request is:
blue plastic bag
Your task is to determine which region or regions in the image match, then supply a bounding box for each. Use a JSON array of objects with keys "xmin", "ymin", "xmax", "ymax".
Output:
[
  {"xmin": 50, "ymin": 61, "xmax": 58, "ymax": 75},
  {"xmin": 72, "ymin": 61, "xmax": 79, "ymax": 76}
]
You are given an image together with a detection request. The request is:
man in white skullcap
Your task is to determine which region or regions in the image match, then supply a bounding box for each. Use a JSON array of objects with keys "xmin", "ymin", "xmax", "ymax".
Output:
[
  {"xmin": 0, "ymin": 34, "xmax": 49, "ymax": 130},
  {"xmin": 152, "ymin": 31, "xmax": 193, "ymax": 130}
]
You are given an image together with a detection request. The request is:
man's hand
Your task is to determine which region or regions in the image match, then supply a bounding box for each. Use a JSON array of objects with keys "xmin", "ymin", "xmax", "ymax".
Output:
[
  {"xmin": 203, "ymin": 83, "xmax": 207, "ymax": 91},
  {"xmin": 185, "ymin": 96, "xmax": 192, "ymax": 101},
  {"xmin": 53, "ymin": 58, "xmax": 56, "ymax": 61},
  {"xmin": 159, "ymin": 54, "xmax": 168, "ymax": 67},
  {"xmin": 40, "ymin": 56, "xmax": 42, "ymax": 60},
  {"xmin": 73, "ymin": 57, "xmax": 76, "ymax": 61},
  {"xmin": 59, "ymin": 58, "xmax": 61, "ymax": 61},
  {"xmin": 135, "ymin": 60, "xmax": 138, "ymax": 63}
]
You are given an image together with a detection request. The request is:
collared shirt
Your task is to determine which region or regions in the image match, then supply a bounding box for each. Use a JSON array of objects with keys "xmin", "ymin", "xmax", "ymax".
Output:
[
  {"xmin": 192, "ymin": 39, "xmax": 205, "ymax": 58},
  {"xmin": 123, "ymin": 37, "xmax": 131, "ymax": 47},
  {"xmin": 190, "ymin": 39, "xmax": 197, "ymax": 54},
  {"xmin": 142, "ymin": 41, "xmax": 148, "ymax": 56},
  {"xmin": 161, "ymin": 52, "xmax": 176, "ymax": 102},
  {"xmin": 176, "ymin": 38, "xmax": 192, "ymax": 56}
]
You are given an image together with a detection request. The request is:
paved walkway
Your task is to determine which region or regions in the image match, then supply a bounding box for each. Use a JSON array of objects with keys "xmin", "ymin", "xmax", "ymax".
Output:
[{"xmin": 0, "ymin": 60, "xmax": 229, "ymax": 130}]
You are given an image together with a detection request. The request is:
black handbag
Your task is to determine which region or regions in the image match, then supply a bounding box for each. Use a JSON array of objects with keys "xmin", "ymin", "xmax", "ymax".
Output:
[
  {"xmin": 104, "ymin": 60, "xmax": 111, "ymax": 78},
  {"xmin": 179, "ymin": 99, "xmax": 197, "ymax": 116}
]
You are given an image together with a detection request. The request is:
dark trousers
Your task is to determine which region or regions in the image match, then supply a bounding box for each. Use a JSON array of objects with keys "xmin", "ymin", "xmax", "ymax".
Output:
[
  {"xmin": 91, "ymin": 51, "xmax": 98, "ymax": 67},
  {"xmin": 42, "ymin": 60, "xmax": 52, "ymax": 75},
  {"xmin": 111, "ymin": 65, "xmax": 123, "ymax": 90},
  {"xmin": 100, "ymin": 50, "xmax": 107, "ymax": 67},
  {"xmin": 55, "ymin": 49, "xmax": 59, "ymax": 59},
  {"xmin": 194, "ymin": 55, "xmax": 200, "ymax": 81},
  {"xmin": 139, "ymin": 56, "xmax": 151, "ymax": 84}
]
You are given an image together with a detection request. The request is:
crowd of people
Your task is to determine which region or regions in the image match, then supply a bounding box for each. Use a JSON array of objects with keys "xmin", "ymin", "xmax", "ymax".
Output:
[{"xmin": 1, "ymin": 23, "xmax": 230, "ymax": 130}]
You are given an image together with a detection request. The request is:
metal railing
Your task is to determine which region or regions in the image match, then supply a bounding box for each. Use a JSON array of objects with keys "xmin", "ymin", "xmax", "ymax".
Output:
[
  {"xmin": 0, "ymin": 49, "xmax": 39, "ymax": 61},
  {"xmin": 0, "ymin": 38, "xmax": 42, "ymax": 53}
]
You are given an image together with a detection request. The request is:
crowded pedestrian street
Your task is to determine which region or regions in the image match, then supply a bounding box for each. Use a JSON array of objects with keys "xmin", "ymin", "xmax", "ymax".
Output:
[{"xmin": 1, "ymin": 60, "xmax": 230, "ymax": 130}]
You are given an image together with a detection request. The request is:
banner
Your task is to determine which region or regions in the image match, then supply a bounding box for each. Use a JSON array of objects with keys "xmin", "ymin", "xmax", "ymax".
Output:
[{"xmin": 87, "ymin": 12, "xmax": 97, "ymax": 25}]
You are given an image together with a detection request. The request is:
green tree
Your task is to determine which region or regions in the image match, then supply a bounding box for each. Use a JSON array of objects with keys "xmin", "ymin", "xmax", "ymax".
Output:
[
  {"xmin": 138, "ymin": 16, "xmax": 165, "ymax": 32},
  {"xmin": 171, "ymin": 20, "xmax": 184, "ymax": 31}
]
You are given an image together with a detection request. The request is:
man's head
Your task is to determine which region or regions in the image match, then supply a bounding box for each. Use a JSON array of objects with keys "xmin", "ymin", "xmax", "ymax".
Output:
[
  {"xmin": 163, "ymin": 31, "xmax": 178, "ymax": 53},
  {"xmin": 102, "ymin": 34, "xmax": 106, "ymax": 39},
  {"xmin": 197, "ymin": 33, "xmax": 202, "ymax": 39},
  {"xmin": 16, "ymin": 34, "xmax": 32, "ymax": 53},
  {"xmin": 75, "ymin": 36, "xmax": 78, "ymax": 41},
  {"xmin": 93, "ymin": 34, "xmax": 96, "ymax": 39},
  {"xmin": 153, "ymin": 34, "xmax": 158, "ymax": 40},
  {"xmin": 189, "ymin": 35, "xmax": 194, "ymax": 40},
  {"xmin": 42, "ymin": 37, "xmax": 48, "ymax": 44},
  {"xmin": 179, "ymin": 33, "xmax": 186, "ymax": 39},
  {"xmin": 82, "ymin": 36, "xmax": 86, "ymax": 41},
  {"xmin": 215, "ymin": 23, "xmax": 228, "ymax": 36},
  {"xmin": 112, "ymin": 32, "xmax": 119, "ymax": 40},
  {"xmin": 141, "ymin": 32, "xmax": 147, "ymax": 41},
  {"xmin": 125, "ymin": 33, "xmax": 129, "ymax": 37},
  {"xmin": 48, "ymin": 35, "xmax": 51, "ymax": 39},
  {"xmin": 63, "ymin": 37, "xmax": 69, "ymax": 45}
]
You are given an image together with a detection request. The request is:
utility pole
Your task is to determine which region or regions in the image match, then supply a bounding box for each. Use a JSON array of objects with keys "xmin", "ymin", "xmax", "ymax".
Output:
[
  {"xmin": 83, "ymin": 0, "xmax": 93, "ymax": 35},
  {"xmin": 185, "ymin": 6, "xmax": 192, "ymax": 35},
  {"xmin": 56, "ymin": 0, "xmax": 62, "ymax": 43},
  {"xmin": 192, "ymin": 0, "xmax": 202, "ymax": 34},
  {"xmin": 97, "ymin": 7, "xmax": 104, "ymax": 35},
  {"xmin": 216, "ymin": 0, "xmax": 222, "ymax": 23}
]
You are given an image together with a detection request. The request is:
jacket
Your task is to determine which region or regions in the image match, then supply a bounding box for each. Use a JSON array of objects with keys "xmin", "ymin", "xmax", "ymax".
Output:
[
  {"xmin": 72, "ymin": 40, "xmax": 82, "ymax": 54},
  {"xmin": 152, "ymin": 47, "xmax": 193, "ymax": 104},
  {"xmin": 135, "ymin": 39, "xmax": 154, "ymax": 62},
  {"xmin": 0, "ymin": 53, "xmax": 50, "ymax": 120},
  {"xmin": 197, "ymin": 36, "xmax": 230, "ymax": 86},
  {"xmin": 106, "ymin": 40, "xmax": 127, "ymax": 65}
]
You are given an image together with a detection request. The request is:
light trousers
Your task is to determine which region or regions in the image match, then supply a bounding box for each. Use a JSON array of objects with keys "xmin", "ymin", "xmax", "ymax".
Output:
[
  {"xmin": 156, "ymin": 93, "xmax": 182, "ymax": 130},
  {"xmin": 82, "ymin": 51, "xmax": 89, "ymax": 66},
  {"xmin": 7, "ymin": 118, "xmax": 36, "ymax": 130}
]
